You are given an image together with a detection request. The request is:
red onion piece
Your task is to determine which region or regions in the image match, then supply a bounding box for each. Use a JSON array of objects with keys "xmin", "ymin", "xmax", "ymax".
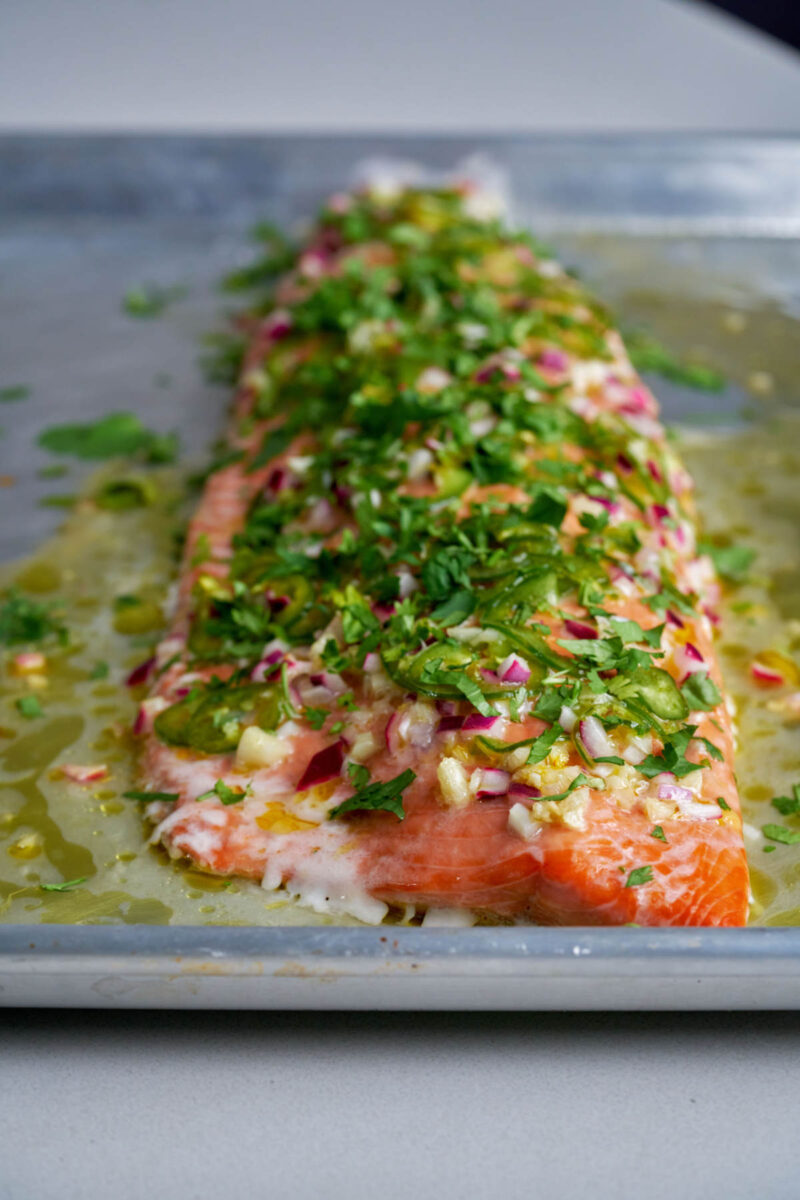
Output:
[
  {"xmin": 437, "ymin": 715, "xmax": 465, "ymax": 733},
  {"xmin": 384, "ymin": 712, "xmax": 398, "ymax": 751},
  {"xmin": 750, "ymin": 660, "xmax": 785, "ymax": 686},
  {"xmin": 296, "ymin": 741, "xmax": 345, "ymax": 791},
  {"xmin": 579, "ymin": 716, "xmax": 614, "ymax": 760},
  {"xmin": 436, "ymin": 699, "xmax": 459, "ymax": 716},
  {"xmin": 126, "ymin": 656, "xmax": 156, "ymax": 687},
  {"xmin": 508, "ymin": 782, "xmax": 542, "ymax": 800},
  {"xmin": 666, "ymin": 609, "xmax": 684, "ymax": 629},
  {"xmin": 262, "ymin": 309, "xmax": 292, "ymax": 341},
  {"xmin": 646, "ymin": 459, "xmax": 663, "ymax": 484},
  {"xmin": 537, "ymin": 348, "xmax": 568, "ymax": 372},
  {"xmin": 462, "ymin": 713, "xmax": 500, "ymax": 732},
  {"xmin": 616, "ymin": 452, "xmax": 634, "ymax": 474},
  {"xmin": 60, "ymin": 763, "xmax": 109, "ymax": 785},
  {"xmin": 564, "ymin": 618, "xmax": 597, "ymax": 640},
  {"xmin": 498, "ymin": 653, "xmax": 531, "ymax": 685}
]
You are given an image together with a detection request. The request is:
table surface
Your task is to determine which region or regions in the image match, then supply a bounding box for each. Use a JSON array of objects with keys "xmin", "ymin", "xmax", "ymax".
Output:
[{"xmin": 2, "ymin": 2, "xmax": 800, "ymax": 1199}]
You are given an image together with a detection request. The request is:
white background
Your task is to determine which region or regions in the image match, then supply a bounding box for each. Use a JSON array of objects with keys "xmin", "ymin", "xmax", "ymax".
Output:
[{"xmin": 2, "ymin": 2, "xmax": 800, "ymax": 1198}]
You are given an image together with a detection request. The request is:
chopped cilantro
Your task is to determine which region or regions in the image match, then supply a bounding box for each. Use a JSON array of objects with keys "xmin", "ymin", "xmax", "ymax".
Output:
[
  {"xmin": 347, "ymin": 762, "xmax": 371, "ymax": 789},
  {"xmin": 15, "ymin": 695, "xmax": 43, "ymax": 719},
  {"xmin": 123, "ymin": 283, "xmax": 187, "ymax": 318},
  {"xmin": 89, "ymin": 660, "xmax": 110, "ymax": 680},
  {"xmin": 40, "ymin": 877, "xmax": 87, "ymax": 892},
  {"xmin": 330, "ymin": 768, "xmax": 416, "ymax": 821},
  {"xmin": 771, "ymin": 783, "xmax": 800, "ymax": 817},
  {"xmin": 0, "ymin": 588, "xmax": 67, "ymax": 647},
  {"xmin": 650, "ymin": 826, "xmax": 667, "ymax": 842},
  {"xmin": 625, "ymin": 329, "xmax": 725, "ymax": 392},
  {"xmin": 762, "ymin": 824, "xmax": 800, "ymax": 846},
  {"xmin": 681, "ymin": 672, "xmax": 722, "ymax": 712},
  {"xmin": 0, "ymin": 384, "xmax": 30, "ymax": 403},
  {"xmin": 122, "ymin": 789, "xmax": 180, "ymax": 802},
  {"xmin": 625, "ymin": 865, "xmax": 654, "ymax": 888},
  {"xmin": 717, "ymin": 795, "xmax": 731, "ymax": 812},
  {"xmin": 197, "ymin": 779, "xmax": 250, "ymax": 805},
  {"xmin": 698, "ymin": 541, "xmax": 755, "ymax": 583},
  {"xmin": 304, "ymin": 707, "xmax": 328, "ymax": 730},
  {"xmin": 38, "ymin": 413, "xmax": 178, "ymax": 463}
]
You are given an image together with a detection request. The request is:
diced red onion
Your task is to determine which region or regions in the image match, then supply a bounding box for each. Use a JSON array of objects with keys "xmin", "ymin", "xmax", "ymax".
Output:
[
  {"xmin": 60, "ymin": 763, "xmax": 109, "ymax": 785},
  {"xmin": 296, "ymin": 741, "xmax": 345, "ymax": 790},
  {"xmin": 384, "ymin": 713, "xmax": 398, "ymax": 751},
  {"xmin": 498, "ymin": 653, "xmax": 531, "ymax": 684},
  {"xmin": 564, "ymin": 619, "xmax": 597, "ymax": 640},
  {"xmin": 666, "ymin": 609, "xmax": 684, "ymax": 629},
  {"xmin": 659, "ymin": 783, "xmax": 722, "ymax": 820},
  {"xmin": 481, "ymin": 668, "xmax": 501, "ymax": 685},
  {"xmin": 579, "ymin": 716, "xmax": 614, "ymax": 760},
  {"xmin": 649, "ymin": 503, "xmax": 671, "ymax": 525},
  {"xmin": 437, "ymin": 714, "xmax": 465, "ymax": 733},
  {"xmin": 674, "ymin": 642, "xmax": 705, "ymax": 678},
  {"xmin": 508, "ymin": 782, "xmax": 542, "ymax": 800},
  {"xmin": 647, "ymin": 459, "xmax": 663, "ymax": 484},
  {"xmin": 462, "ymin": 713, "xmax": 501, "ymax": 732},
  {"xmin": 436, "ymin": 699, "xmax": 459, "ymax": 716},
  {"xmin": 616, "ymin": 452, "xmax": 633, "ymax": 474},
  {"xmin": 126, "ymin": 657, "xmax": 156, "ymax": 687},
  {"xmin": 262, "ymin": 309, "xmax": 292, "ymax": 341},
  {"xmin": 473, "ymin": 768, "xmax": 510, "ymax": 798},
  {"xmin": 363, "ymin": 652, "xmax": 380, "ymax": 672},
  {"xmin": 750, "ymin": 660, "xmax": 786, "ymax": 686},
  {"xmin": 537, "ymin": 348, "xmax": 568, "ymax": 372},
  {"xmin": 13, "ymin": 651, "xmax": 46, "ymax": 672}
]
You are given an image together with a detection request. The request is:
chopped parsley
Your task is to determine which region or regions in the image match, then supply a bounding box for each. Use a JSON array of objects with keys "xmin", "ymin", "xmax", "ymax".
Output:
[{"xmin": 650, "ymin": 825, "xmax": 667, "ymax": 842}]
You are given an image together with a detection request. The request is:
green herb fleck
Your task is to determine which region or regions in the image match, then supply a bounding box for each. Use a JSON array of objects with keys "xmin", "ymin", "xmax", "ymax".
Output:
[
  {"xmin": 16, "ymin": 695, "xmax": 43, "ymax": 719},
  {"xmin": 330, "ymin": 768, "xmax": 416, "ymax": 821},
  {"xmin": 625, "ymin": 865, "xmax": 654, "ymax": 888}
]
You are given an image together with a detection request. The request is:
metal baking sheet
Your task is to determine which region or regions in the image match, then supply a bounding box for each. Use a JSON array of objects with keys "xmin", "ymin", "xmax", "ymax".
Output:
[{"xmin": 1, "ymin": 133, "xmax": 800, "ymax": 1010}]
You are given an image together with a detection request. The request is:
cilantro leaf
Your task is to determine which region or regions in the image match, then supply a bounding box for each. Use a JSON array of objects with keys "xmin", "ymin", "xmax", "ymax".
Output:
[
  {"xmin": 197, "ymin": 779, "xmax": 250, "ymax": 805},
  {"xmin": 38, "ymin": 413, "xmax": 178, "ymax": 463},
  {"xmin": 680, "ymin": 671, "xmax": 722, "ymax": 712},
  {"xmin": 430, "ymin": 589, "xmax": 476, "ymax": 626},
  {"xmin": 625, "ymin": 329, "xmax": 725, "ymax": 392},
  {"xmin": 625, "ymin": 865, "xmax": 654, "ymax": 887},
  {"xmin": 122, "ymin": 790, "xmax": 180, "ymax": 802},
  {"xmin": 763, "ymin": 824, "xmax": 800, "ymax": 846},
  {"xmin": 329, "ymin": 768, "xmax": 416, "ymax": 821},
  {"xmin": 527, "ymin": 487, "xmax": 567, "ymax": 529},
  {"xmin": 698, "ymin": 541, "xmax": 755, "ymax": 583},
  {"xmin": 637, "ymin": 726, "xmax": 707, "ymax": 779},
  {"xmin": 0, "ymin": 588, "xmax": 67, "ymax": 647},
  {"xmin": 16, "ymin": 695, "xmax": 43, "ymax": 719},
  {"xmin": 40, "ymin": 877, "xmax": 87, "ymax": 892},
  {"xmin": 650, "ymin": 826, "xmax": 667, "ymax": 842},
  {"xmin": 123, "ymin": 283, "xmax": 186, "ymax": 318},
  {"xmin": 771, "ymin": 784, "xmax": 800, "ymax": 817},
  {"xmin": 347, "ymin": 762, "xmax": 371, "ymax": 789},
  {"xmin": 0, "ymin": 384, "xmax": 29, "ymax": 403},
  {"xmin": 304, "ymin": 707, "xmax": 328, "ymax": 731}
]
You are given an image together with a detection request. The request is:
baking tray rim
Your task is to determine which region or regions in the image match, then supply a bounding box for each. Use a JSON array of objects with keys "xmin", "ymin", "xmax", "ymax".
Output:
[{"xmin": 3, "ymin": 924, "xmax": 800, "ymax": 969}]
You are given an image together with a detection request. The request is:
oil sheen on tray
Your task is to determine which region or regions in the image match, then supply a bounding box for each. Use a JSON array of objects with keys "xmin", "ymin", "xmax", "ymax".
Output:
[{"xmin": 131, "ymin": 177, "xmax": 749, "ymax": 926}]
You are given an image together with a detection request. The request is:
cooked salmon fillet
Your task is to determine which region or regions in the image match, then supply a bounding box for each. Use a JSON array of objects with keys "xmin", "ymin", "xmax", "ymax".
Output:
[{"xmin": 136, "ymin": 178, "xmax": 749, "ymax": 926}]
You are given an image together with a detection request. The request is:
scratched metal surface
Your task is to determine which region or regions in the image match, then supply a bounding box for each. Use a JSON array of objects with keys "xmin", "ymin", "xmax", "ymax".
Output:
[{"xmin": 1, "ymin": 134, "xmax": 800, "ymax": 1008}]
